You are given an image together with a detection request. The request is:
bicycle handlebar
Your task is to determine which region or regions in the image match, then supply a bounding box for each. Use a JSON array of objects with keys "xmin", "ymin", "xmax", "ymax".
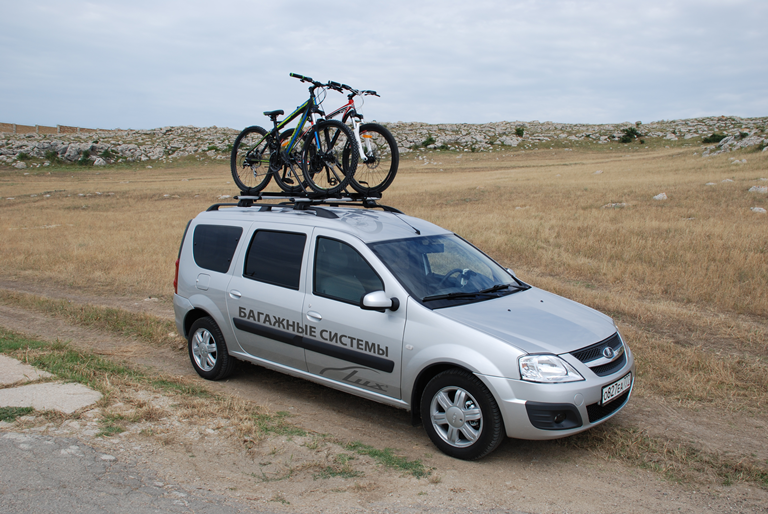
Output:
[
  {"xmin": 291, "ymin": 73, "xmax": 381, "ymax": 97},
  {"xmin": 290, "ymin": 72, "xmax": 325, "ymax": 89}
]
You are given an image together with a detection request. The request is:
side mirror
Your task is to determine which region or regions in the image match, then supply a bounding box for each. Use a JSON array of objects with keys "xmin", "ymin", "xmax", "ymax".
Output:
[
  {"xmin": 361, "ymin": 291, "xmax": 400, "ymax": 312},
  {"xmin": 506, "ymin": 268, "xmax": 517, "ymax": 277}
]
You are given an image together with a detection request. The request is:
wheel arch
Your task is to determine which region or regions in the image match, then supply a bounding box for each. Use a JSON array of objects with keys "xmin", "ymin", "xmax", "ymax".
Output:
[
  {"xmin": 409, "ymin": 362, "xmax": 475, "ymax": 426},
  {"xmin": 183, "ymin": 307, "xmax": 213, "ymax": 339}
]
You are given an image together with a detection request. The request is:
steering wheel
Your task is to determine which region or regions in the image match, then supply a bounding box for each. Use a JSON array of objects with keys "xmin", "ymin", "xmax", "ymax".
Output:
[{"xmin": 438, "ymin": 268, "xmax": 474, "ymax": 288}]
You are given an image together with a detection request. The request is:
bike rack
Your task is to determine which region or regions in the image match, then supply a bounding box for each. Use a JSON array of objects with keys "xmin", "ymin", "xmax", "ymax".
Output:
[{"xmin": 206, "ymin": 190, "xmax": 403, "ymax": 214}]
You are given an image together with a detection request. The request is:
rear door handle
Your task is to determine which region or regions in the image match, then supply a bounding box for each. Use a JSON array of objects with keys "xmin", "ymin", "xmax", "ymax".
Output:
[
  {"xmin": 229, "ymin": 290, "xmax": 242, "ymax": 299},
  {"xmin": 306, "ymin": 310, "xmax": 322, "ymax": 322}
]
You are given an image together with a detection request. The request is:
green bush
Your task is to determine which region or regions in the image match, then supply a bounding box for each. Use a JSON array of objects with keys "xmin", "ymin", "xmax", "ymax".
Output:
[
  {"xmin": 100, "ymin": 149, "xmax": 117, "ymax": 160},
  {"xmin": 77, "ymin": 150, "xmax": 91, "ymax": 166},
  {"xmin": 422, "ymin": 135, "xmax": 436, "ymax": 147},
  {"xmin": 702, "ymin": 133, "xmax": 727, "ymax": 144},
  {"xmin": 515, "ymin": 127, "xmax": 525, "ymax": 137},
  {"xmin": 620, "ymin": 127, "xmax": 642, "ymax": 143},
  {"xmin": 17, "ymin": 152, "xmax": 30, "ymax": 161}
]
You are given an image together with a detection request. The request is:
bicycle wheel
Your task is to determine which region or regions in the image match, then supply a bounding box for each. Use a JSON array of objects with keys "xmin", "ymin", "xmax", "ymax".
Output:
[
  {"xmin": 231, "ymin": 126, "xmax": 272, "ymax": 194},
  {"xmin": 301, "ymin": 120, "xmax": 358, "ymax": 195},
  {"xmin": 349, "ymin": 123, "xmax": 399, "ymax": 195},
  {"xmin": 271, "ymin": 128, "xmax": 305, "ymax": 194}
]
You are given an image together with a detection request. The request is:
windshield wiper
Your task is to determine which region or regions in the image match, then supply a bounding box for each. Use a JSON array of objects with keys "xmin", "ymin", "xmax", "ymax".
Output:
[{"xmin": 422, "ymin": 283, "xmax": 529, "ymax": 303}]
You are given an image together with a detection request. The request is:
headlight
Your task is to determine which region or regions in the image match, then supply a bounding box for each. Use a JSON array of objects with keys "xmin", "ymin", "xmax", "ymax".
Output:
[{"xmin": 519, "ymin": 354, "xmax": 584, "ymax": 383}]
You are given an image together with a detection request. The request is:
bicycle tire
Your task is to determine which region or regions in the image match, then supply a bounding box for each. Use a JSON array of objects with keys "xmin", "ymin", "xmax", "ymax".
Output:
[
  {"xmin": 230, "ymin": 126, "xmax": 273, "ymax": 194},
  {"xmin": 301, "ymin": 120, "xmax": 358, "ymax": 195},
  {"xmin": 348, "ymin": 123, "xmax": 399, "ymax": 195},
  {"xmin": 271, "ymin": 128, "xmax": 305, "ymax": 194}
]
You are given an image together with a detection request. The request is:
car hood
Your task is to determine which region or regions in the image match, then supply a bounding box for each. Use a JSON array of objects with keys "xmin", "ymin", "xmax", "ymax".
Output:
[{"xmin": 436, "ymin": 287, "xmax": 616, "ymax": 355}]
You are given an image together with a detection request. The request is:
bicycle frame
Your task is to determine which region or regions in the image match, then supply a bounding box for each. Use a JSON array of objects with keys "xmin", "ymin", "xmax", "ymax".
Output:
[{"xmin": 324, "ymin": 91, "xmax": 372, "ymax": 162}]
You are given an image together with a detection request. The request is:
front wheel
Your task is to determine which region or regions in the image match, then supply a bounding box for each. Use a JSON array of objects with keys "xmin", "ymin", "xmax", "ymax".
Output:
[
  {"xmin": 188, "ymin": 317, "xmax": 237, "ymax": 381},
  {"xmin": 420, "ymin": 368, "xmax": 504, "ymax": 460},
  {"xmin": 231, "ymin": 126, "xmax": 273, "ymax": 194},
  {"xmin": 301, "ymin": 120, "xmax": 358, "ymax": 195},
  {"xmin": 349, "ymin": 123, "xmax": 399, "ymax": 195}
]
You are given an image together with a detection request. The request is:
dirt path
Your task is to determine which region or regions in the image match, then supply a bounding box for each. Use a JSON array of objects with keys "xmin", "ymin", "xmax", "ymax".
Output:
[{"xmin": 1, "ymin": 281, "xmax": 767, "ymax": 513}]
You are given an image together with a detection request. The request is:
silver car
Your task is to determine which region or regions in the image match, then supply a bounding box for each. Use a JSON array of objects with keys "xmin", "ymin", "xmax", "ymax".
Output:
[{"xmin": 173, "ymin": 199, "xmax": 634, "ymax": 460}]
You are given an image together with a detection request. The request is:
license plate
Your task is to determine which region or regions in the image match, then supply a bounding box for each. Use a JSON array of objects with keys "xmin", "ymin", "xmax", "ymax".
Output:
[{"xmin": 601, "ymin": 373, "xmax": 632, "ymax": 405}]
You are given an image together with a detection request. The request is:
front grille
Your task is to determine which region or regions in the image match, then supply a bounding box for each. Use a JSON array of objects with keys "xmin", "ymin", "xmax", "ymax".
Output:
[
  {"xmin": 570, "ymin": 332, "xmax": 626, "ymax": 377},
  {"xmin": 586, "ymin": 389, "xmax": 630, "ymax": 423},
  {"xmin": 590, "ymin": 352, "xmax": 626, "ymax": 376},
  {"xmin": 571, "ymin": 333, "xmax": 622, "ymax": 363}
]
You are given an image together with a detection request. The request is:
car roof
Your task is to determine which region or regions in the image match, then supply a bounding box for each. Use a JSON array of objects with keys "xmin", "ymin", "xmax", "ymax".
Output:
[{"xmin": 192, "ymin": 204, "xmax": 451, "ymax": 243}]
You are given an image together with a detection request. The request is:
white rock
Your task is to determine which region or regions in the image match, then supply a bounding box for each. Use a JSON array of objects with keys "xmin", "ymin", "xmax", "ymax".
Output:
[
  {"xmin": 653, "ymin": 193, "xmax": 668, "ymax": 200},
  {"xmin": 748, "ymin": 186, "xmax": 768, "ymax": 193},
  {"xmin": 722, "ymin": 179, "xmax": 734, "ymax": 183},
  {"xmin": 594, "ymin": 170, "xmax": 603, "ymax": 174},
  {"xmin": 705, "ymin": 182, "xmax": 716, "ymax": 186},
  {"xmin": 93, "ymin": 158, "xmax": 106, "ymax": 166},
  {"xmin": 751, "ymin": 207, "xmax": 767, "ymax": 213},
  {"xmin": 14, "ymin": 162, "xmax": 27, "ymax": 169}
]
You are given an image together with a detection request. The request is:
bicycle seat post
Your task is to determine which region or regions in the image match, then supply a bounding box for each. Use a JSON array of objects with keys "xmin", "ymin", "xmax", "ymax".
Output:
[{"xmin": 263, "ymin": 109, "xmax": 284, "ymax": 131}]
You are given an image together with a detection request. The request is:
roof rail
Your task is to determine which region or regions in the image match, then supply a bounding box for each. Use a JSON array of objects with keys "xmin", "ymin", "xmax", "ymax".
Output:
[{"xmin": 206, "ymin": 191, "xmax": 403, "ymax": 214}]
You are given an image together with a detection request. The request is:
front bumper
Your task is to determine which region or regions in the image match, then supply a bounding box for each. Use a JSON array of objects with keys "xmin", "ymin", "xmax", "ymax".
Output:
[{"xmin": 478, "ymin": 354, "xmax": 635, "ymax": 440}]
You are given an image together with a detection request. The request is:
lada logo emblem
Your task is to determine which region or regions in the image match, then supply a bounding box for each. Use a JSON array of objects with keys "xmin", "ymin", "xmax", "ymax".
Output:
[{"xmin": 602, "ymin": 347, "xmax": 616, "ymax": 359}]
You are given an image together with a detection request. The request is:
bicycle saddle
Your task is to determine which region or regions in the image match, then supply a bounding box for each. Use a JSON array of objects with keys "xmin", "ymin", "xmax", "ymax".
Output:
[{"xmin": 263, "ymin": 110, "xmax": 284, "ymax": 118}]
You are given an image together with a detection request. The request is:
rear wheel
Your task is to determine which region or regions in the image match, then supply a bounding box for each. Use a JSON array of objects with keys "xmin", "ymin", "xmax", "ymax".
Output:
[
  {"xmin": 271, "ymin": 128, "xmax": 305, "ymax": 194},
  {"xmin": 188, "ymin": 317, "xmax": 237, "ymax": 381},
  {"xmin": 420, "ymin": 368, "xmax": 504, "ymax": 460},
  {"xmin": 349, "ymin": 123, "xmax": 399, "ymax": 195},
  {"xmin": 231, "ymin": 126, "xmax": 272, "ymax": 194},
  {"xmin": 301, "ymin": 120, "xmax": 358, "ymax": 195}
]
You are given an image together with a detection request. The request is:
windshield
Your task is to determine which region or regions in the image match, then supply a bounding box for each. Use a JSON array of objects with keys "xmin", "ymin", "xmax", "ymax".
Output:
[{"xmin": 369, "ymin": 234, "xmax": 527, "ymax": 308}]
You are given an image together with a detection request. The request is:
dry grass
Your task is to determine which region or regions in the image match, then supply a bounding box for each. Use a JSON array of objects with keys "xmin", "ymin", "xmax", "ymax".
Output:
[{"xmin": 1, "ymin": 146, "xmax": 767, "ymax": 434}]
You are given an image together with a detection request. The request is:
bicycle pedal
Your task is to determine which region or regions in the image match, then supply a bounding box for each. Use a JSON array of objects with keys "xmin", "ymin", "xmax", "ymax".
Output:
[{"xmin": 283, "ymin": 177, "xmax": 295, "ymax": 185}]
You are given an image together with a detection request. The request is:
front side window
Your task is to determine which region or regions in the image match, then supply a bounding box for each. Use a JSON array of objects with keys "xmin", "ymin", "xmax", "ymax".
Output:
[
  {"xmin": 314, "ymin": 237, "xmax": 383, "ymax": 305},
  {"xmin": 244, "ymin": 230, "xmax": 306, "ymax": 290},
  {"xmin": 193, "ymin": 224, "xmax": 242, "ymax": 273}
]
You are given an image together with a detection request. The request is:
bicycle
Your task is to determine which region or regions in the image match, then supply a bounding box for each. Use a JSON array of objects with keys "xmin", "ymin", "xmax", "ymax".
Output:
[
  {"xmin": 324, "ymin": 82, "xmax": 399, "ymax": 195},
  {"xmin": 230, "ymin": 74, "xmax": 358, "ymax": 195}
]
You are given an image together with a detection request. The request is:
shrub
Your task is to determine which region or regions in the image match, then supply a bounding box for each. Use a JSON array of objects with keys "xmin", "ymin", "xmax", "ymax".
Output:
[
  {"xmin": 702, "ymin": 133, "xmax": 726, "ymax": 144},
  {"xmin": 17, "ymin": 152, "xmax": 30, "ymax": 161},
  {"xmin": 44, "ymin": 150, "xmax": 61, "ymax": 164},
  {"xmin": 422, "ymin": 136, "xmax": 436, "ymax": 147},
  {"xmin": 100, "ymin": 149, "xmax": 117, "ymax": 160},
  {"xmin": 515, "ymin": 127, "xmax": 525, "ymax": 137},
  {"xmin": 739, "ymin": 132, "xmax": 749, "ymax": 139},
  {"xmin": 77, "ymin": 150, "xmax": 91, "ymax": 166},
  {"xmin": 620, "ymin": 127, "xmax": 642, "ymax": 143}
]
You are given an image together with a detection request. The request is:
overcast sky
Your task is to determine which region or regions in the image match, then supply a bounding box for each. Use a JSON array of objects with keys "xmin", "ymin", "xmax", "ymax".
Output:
[{"xmin": 1, "ymin": 1, "xmax": 766, "ymax": 130}]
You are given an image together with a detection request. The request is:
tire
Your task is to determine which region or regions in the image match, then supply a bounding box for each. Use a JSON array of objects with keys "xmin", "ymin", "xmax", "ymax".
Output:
[
  {"xmin": 420, "ymin": 368, "xmax": 504, "ymax": 460},
  {"xmin": 231, "ymin": 126, "xmax": 273, "ymax": 194},
  {"xmin": 271, "ymin": 128, "xmax": 305, "ymax": 194},
  {"xmin": 349, "ymin": 123, "xmax": 399, "ymax": 195},
  {"xmin": 301, "ymin": 119, "xmax": 358, "ymax": 195},
  {"xmin": 188, "ymin": 317, "xmax": 237, "ymax": 381}
]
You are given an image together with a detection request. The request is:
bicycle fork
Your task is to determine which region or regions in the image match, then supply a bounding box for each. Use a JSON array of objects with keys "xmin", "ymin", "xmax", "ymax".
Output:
[{"xmin": 350, "ymin": 117, "xmax": 372, "ymax": 163}]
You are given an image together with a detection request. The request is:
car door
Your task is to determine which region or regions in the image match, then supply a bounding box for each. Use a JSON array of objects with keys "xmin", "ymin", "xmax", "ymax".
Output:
[
  {"xmin": 303, "ymin": 229, "xmax": 407, "ymax": 399},
  {"xmin": 226, "ymin": 223, "xmax": 311, "ymax": 371}
]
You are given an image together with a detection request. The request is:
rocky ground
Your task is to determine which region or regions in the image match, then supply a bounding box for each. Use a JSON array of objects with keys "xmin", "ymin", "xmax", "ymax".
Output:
[{"xmin": 2, "ymin": 116, "xmax": 766, "ymax": 170}]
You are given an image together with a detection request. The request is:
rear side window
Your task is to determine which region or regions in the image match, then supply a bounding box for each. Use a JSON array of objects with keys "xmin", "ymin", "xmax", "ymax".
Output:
[
  {"xmin": 244, "ymin": 230, "xmax": 307, "ymax": 290},
  {"xmin": 193, "ymin": 224, "xmax": 243, "ymax": 273}
]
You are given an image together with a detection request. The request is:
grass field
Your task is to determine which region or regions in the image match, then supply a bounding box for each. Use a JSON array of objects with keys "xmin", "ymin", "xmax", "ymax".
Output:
[{"xmin": 1, "ymin": 144, "xmax": 766, "ymax": 420}]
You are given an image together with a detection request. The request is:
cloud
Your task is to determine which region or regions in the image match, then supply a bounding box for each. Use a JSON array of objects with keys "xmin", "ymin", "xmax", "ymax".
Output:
[{"xmin": 0, "ymin": 0, "xmax": 765, "ymax": 128}]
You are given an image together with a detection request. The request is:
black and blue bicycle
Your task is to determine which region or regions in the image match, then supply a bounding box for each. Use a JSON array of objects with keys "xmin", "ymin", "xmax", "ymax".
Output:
[{"xmin": 230, "ymin": 74, "xmax": 359, "ymax": 195}]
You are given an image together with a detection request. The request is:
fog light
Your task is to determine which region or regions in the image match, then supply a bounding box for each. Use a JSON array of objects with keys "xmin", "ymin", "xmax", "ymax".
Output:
[{"xmin": 553, "ymin": 412, "xmax": 566, "ymax": 424}]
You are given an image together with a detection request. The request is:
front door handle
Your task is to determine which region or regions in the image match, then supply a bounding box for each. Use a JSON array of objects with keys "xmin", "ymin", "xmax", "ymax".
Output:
[
  {"xmin": 306, "ymin": 310, "xmax": 322, "ymax": 322},
  {"xmin": 229, "ymin": 290, "xmax": 242, "ymax": 299}
]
